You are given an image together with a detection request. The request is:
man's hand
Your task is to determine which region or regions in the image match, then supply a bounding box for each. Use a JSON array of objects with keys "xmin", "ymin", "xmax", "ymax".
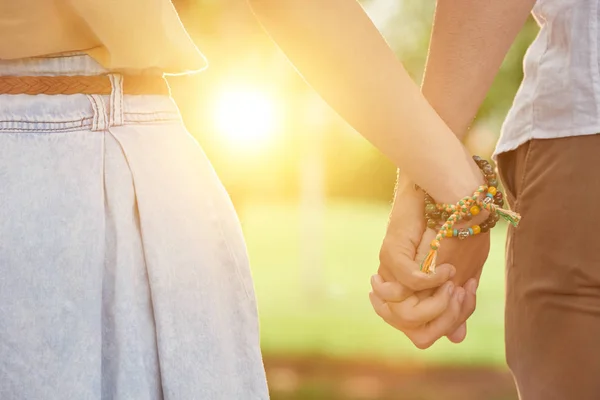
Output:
[{"xmin": 371, "ymin": 173, "xmax": 481, "ymax": 348}]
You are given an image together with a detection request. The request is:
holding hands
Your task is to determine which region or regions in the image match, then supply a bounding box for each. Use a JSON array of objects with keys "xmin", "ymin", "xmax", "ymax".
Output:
[{"xmin": 369, "ymin": 171, "xmax": 492, "ymax": 348}]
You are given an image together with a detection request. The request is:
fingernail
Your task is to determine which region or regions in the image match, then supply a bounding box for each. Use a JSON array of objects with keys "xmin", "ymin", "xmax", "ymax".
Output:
[
  {"xmin": 371, "ymin": 275, "xmax": 383, "ymax": 285},
  {"xmin": 439, "ymin": 264, "xmax": 455, "ymax": 278},
  {"xmin": 447, "ymin": 281, "xmax": 455, "ymax": 295},
  {"xmin": 457, "ymin": 289, "xmax": 465, "ymax": 304}
]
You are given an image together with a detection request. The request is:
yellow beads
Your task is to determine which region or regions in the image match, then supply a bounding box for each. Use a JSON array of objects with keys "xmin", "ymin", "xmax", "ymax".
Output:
[
  {"xmin": 472, "ymin": 225, "xmax": 481, "ymax": 235},
  {"xmin": 488, "ymin": 186, "xmax": 497, "ymax": 196},
  {"xmin": 470, "ymin": 205, "xmax": 481, "ymax": 216},
  {"xmin": 445, "ymin": 230, "xmax": 453, "ymax": 238}
]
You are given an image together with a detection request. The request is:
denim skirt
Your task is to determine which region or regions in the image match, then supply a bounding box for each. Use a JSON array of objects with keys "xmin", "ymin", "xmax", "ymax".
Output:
[{"xmin": 0, "ymin": 54, "xmax": 268, "ymax": 399}]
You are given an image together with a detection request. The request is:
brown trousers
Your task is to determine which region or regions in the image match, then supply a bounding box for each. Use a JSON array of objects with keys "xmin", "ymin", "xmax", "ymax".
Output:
[{"xmin": 497, "ymin": 136, "xmax": 600, "ymax": 400}]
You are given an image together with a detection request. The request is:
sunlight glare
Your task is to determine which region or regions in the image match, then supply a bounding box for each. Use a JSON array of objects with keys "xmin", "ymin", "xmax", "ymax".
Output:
[{"xmin": 214, "ymin": 88, "xmax": 279, "ymax": 148}]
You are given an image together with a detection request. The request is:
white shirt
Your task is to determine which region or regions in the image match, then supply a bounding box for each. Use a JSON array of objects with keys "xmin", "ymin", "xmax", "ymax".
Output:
[{"xmin": 495, "ymin": 0, "xmax": 600, "ymax": 157}]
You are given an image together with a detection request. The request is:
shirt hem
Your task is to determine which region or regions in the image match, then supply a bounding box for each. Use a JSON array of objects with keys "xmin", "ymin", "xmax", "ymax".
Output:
[{"xmin": 493, "ymin": 126, "xmax": 600, "ymax": 161}]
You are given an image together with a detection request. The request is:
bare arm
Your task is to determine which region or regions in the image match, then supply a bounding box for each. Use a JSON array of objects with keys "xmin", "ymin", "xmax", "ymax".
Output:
[
  {"xmin": 247, "ymin": 0, "xmax": 482, "ymax": 204},
  {"xmin": 421, "ymin": 0, "xmax": 537, "ymax": 137}
]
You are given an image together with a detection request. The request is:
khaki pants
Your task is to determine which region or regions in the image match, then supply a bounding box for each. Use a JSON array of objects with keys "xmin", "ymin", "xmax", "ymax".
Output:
[{"xmin": 497, "ymin": 136, "xmax": 600, "ymax": 400}]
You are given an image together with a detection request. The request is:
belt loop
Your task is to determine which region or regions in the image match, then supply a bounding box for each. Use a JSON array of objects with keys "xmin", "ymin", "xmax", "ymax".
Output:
[
  {"xmin": 108, "ymin": 73, "xmax": 124, "ymax": 127},
  {"xmin": 87, "ymin": 94, "xmax": 108, "ymax": 132}
]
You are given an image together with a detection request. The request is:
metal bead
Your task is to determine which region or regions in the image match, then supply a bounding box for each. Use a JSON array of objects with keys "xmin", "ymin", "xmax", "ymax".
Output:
[
  {"xmin": 483, "ymin": 196, "xmax": 493, "ymax": 205},
  {"xmin": 458, "ymin": 229, "xmax": 470, "ymax": 240}
]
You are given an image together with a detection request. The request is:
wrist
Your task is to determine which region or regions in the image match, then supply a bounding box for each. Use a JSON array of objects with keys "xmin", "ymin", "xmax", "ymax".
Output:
[
  {"xmin": 422, "ymin": 150, "xmax": 486, "ymax": 205},
  {"xmin": 423, "ymin": 155, "xmax": 503, "ymax": 236},
  {"xmin": 435, "ymin": 168, "xmax": 485, "ymax": 205}
]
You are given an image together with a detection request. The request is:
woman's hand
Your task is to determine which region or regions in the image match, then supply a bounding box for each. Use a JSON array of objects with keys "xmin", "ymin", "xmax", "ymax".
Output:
[{"xmin": 372, "ymin": 173, "xmax": 487, "ymax": 348}]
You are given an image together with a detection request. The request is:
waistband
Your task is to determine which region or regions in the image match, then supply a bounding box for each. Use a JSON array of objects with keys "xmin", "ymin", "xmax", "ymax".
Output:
[{"xmin": 0, "ymin": 53, "xmax": 182, "ymax": 133}]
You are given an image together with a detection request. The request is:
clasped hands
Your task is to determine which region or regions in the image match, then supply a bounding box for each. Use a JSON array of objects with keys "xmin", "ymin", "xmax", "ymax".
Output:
[{"xmin": 370, "ymin": 173, "xmax": 490, "ymax": 349}]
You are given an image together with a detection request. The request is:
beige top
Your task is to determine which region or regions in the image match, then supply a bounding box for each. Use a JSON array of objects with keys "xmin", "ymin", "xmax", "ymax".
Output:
[{"xmin": 0, "ymin": 0, "xmax": 207, "ymax": 74}]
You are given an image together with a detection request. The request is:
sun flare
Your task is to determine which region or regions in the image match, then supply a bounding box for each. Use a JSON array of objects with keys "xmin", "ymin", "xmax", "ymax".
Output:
[{"xmin": 214, "ymin": 87, "xmax": 279, "ymax": 148}]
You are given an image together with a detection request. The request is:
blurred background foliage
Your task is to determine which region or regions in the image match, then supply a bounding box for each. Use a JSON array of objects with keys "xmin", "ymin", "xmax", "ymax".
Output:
[
  {"xmin": 166, "ymin": 1, "xmax": 538, "ymax": 399},
  {"xmin": 170, "ymin": 0, "xmax": 538, "ymax": 205}
]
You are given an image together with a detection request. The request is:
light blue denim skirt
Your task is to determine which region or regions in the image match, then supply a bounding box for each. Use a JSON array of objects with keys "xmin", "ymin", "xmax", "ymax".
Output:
[{"xmin": 0, "ymin": 54, "xmax": 268, "ymax": 399}]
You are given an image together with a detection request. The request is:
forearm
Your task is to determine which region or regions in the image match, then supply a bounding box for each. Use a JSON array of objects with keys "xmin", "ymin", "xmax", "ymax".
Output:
[
  {"xmin": 421, "ymin": 0, "xmax": 536, "ymax": 137},
  {"xmin": 247, "ymin": 0, "xmax": 481, "ymax": 203}
]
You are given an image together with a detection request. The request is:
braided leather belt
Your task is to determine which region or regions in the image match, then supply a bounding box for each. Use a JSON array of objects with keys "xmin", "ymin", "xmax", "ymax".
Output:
[{"xmin": 0, "ymin": 75, "xmax": 170, "ymax": 95}]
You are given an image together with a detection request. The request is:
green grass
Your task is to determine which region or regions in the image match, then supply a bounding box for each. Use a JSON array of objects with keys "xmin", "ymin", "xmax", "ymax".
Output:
[{"xmin": 241, "ymin": 201, "xmax": 508, "ymax": 366}]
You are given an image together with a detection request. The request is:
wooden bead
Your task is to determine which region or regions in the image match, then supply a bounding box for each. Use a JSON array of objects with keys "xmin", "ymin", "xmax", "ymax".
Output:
[
  {"xmin": 425, "ymin": 204, "xmax": 437, "ymax": 214},
  {"xmin": 427, "ymin": 219, "xmax": 437, "ymax": 229}
]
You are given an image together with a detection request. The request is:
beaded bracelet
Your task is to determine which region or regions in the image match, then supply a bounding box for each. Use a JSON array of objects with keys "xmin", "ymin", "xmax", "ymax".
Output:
[
  {"xmin": 423, "ymin": 156, "xmax": 503, "ymax": 239},
  {"xmin": 417, "ymin": 157, "xmax": 521, "ymax": 274}
]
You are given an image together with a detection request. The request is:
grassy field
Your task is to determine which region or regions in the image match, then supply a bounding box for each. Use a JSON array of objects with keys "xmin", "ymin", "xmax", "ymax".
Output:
[{"xmin": 241, "ymin": 201, "xmax": 508, "ymax": 367}]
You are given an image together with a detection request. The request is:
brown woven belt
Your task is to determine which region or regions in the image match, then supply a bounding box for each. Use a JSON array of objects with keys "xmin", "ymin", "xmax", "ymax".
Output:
[{"xmin": 0, "ymin": 75, "xmax": 170, "ymax": 95}]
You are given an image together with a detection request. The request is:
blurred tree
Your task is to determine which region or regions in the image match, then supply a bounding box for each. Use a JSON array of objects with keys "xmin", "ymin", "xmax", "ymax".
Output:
[{"xmin": 380, "ymin": 1, "xmax": 539, "ymax": 134}]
